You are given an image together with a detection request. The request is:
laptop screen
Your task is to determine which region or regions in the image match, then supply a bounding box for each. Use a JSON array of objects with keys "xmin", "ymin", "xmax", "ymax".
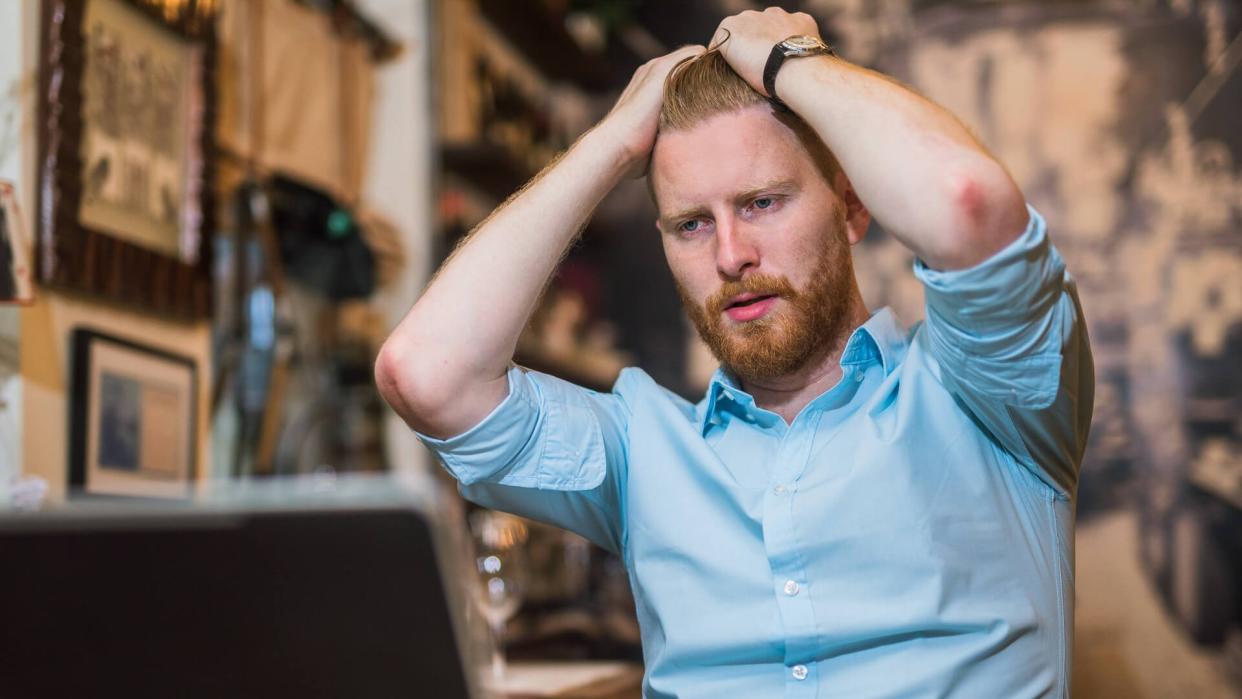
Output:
[{"xmin": 0, "ymin": 486, "xmax": 476, "ymax": 698}]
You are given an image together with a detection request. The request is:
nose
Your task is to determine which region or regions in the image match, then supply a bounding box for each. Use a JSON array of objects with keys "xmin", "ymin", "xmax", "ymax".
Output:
[{"xmin": 714, "ymin": 214, "xmax": 759, "ymax": 279}]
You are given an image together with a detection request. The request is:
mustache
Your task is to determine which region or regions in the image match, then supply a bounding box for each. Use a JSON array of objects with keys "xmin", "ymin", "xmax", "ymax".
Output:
[{"xmin": 706, "ymin": 274, "xmax": 798, "ymax": 316}]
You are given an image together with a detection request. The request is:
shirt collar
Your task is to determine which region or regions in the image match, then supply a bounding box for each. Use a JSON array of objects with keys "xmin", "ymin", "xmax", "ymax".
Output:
[
  {"xmin": 696, "ymin": 307, "xmax": 908, "ymax": 435},
  {"xmin": 843, "ymin": 306, "xmax": 905, "ymax": 375}
]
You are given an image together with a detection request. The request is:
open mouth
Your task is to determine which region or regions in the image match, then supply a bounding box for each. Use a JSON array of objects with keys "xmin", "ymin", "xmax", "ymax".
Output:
[
  {"xmin": 726, "ymin": 294, "xmax": 777, "ymax": 310},
  {"xmin": 722, "ymin": 293, "xmax": 780, "ymax": 322}
]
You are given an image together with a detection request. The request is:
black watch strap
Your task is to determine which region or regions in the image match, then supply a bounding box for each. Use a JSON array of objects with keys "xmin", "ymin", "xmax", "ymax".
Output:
[
  {"xmin": 762, "ymin": 44, "xmax": 788, "ymax": 103},
  {"xmin": 763, "ymin": 39, "xmax": 835, "ymax": 112}
]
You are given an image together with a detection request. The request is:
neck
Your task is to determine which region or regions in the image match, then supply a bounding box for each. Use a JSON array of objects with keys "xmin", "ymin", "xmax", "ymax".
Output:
[{"xmin": 738, "ymin": 298, "xmax": 872, "ymax": 424}]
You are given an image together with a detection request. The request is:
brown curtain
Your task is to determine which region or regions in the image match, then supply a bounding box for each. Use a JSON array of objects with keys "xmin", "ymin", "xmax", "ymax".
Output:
[{"xmin": 215, "ymin": 0, "xmax": 375, "ymax": 203}]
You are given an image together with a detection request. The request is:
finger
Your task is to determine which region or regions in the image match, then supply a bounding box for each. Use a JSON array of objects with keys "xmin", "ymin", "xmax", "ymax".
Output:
[
  {"xmin": 666, "ymin": 43, "xmax": 706, "ymax": 64},
  {"xmin": 626, "ymin": 62, "xmax": 652, "ymax": 87},
  {"xmin": 793, "ymin": 11, "xmax": 820, "ymax": 33},
  {"xmin": 650, "ymin": 44, "xmax": 704, "ymax": 80},
  {"xmin": 709, "ymin": 23, "xmax": 730, "ymax": 52}
]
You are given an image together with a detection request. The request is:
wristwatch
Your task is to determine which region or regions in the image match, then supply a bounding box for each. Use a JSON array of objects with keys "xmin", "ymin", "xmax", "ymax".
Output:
[{"xmin": 763, "ymin": 35, "xmax": 835, "ymax": 108}]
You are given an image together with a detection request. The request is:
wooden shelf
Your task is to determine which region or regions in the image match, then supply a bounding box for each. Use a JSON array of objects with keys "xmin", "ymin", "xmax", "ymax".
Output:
[
  {"xmin": 438, "ymin": 141, "xmax": 620, "ymax": 245},
  {"xmin": 476, "ymin": 0, "xmax": 615, "ymax": 91},
  {"xmin": 440, "ymin": 141, "xmax": 538, "ymax": 201}
]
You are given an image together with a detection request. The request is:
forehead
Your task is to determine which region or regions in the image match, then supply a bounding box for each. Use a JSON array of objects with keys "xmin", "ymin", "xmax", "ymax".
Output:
[{"xmin": 649, "ymin": 104, "xmax": 819, "ymax": 214}]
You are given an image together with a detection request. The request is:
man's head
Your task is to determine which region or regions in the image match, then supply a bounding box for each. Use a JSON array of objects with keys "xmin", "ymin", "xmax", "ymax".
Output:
[{"xmin": 649, "ymin": 50, "xmax": 869, "ymax": 382}]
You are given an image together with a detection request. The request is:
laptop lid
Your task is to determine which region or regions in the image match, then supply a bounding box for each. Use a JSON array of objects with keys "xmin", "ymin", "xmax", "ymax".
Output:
[{"xmin": 0, "ymin": 475, "xmax": 479, "ymax": 698}]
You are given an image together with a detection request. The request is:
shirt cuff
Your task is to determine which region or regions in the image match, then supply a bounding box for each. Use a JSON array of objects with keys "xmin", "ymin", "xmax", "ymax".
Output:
[
  {"xmin": 412, "ymin": 364, "xmax": 610, "ymax": 491},
  {"xmin": 914, "ymin": 203, "xmax": 1066, "ymax": 335},
  {"xmin": 412, "ymin": 364, "xmax": 540, "ymax": 485}
]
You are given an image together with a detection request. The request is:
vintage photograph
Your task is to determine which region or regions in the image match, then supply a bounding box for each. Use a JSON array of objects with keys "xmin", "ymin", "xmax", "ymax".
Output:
[
  {"xmin": 79, "ymin": 0, "xmax": 202, "ymax": 259},
  {"xmin": 36, "ymin": 0, "xmax": 213, "ymax": 318},
  {"xmin": 69, "ymin": 328, "xmax": 197, "ymax": 499}
]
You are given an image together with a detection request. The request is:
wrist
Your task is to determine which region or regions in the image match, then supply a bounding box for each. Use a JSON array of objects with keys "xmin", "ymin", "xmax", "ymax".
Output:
[
  {"xmin": 586, "ymin": 113, "xmax": 665, "ymax": 178},
  {"xmin": 582, "ymin": 118, "xmax": 653, "ymax": 178},
  {"xmin": 774, "ymin": 53, "xmax": 837, "ymax": 111}
]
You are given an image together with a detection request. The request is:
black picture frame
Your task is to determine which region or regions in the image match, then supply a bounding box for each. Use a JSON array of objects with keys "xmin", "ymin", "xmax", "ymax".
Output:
[
  {"xmin": 69, "ymin": 327, "xmax": 198, "ymax": 499},
  {"xmin": 37, "ymin": 0, "xmax": 217, "ymax": 318}
]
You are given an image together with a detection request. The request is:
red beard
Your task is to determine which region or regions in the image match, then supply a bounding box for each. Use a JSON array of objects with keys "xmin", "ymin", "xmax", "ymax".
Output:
[{"xmin": 677, "ymin": 230, "xmax": 856, "ymax": 381}]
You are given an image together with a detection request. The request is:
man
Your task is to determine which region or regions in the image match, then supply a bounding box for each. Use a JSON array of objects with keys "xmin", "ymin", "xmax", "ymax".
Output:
[{"xmin": 376, "ymin": 8, "xmax": 1093, "ymax": 698}]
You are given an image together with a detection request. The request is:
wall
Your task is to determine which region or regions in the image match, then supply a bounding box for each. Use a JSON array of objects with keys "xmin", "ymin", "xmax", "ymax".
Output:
[
  {"xmin": 359, "ymin": 0, "xmax": 436, "ymax": 476},
  {"xmin": 6, "ymin": 0, "xmax": 433, "ymax": 497},
  {"xmin": 21, "ymin": 298, "xmax": 212, "ymax": 502},
  {"xmin": 14, "ymin": 0, "xmax": 212, "ymax": 502},
  {"xmin": 834, "ymin": 3, "xmax": 1242, "ymax": 694},
  {"xmin": 847, "ymin": 0, "xmax": 1242, "ymax": 512}
]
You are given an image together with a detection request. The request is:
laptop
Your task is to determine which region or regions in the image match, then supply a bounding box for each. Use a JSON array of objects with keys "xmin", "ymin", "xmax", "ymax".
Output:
[{"xmin": 0, "ymin": 474, "xmax": 481, "ymax": 698}]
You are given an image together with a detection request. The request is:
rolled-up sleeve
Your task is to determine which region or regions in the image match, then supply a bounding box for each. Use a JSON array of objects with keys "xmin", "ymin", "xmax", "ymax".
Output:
[
  {"xmin": 914, "ymin": 204, "xmax": 1094, "ymax": 494},
  {"xmin": 414, "ymin": 364, "xmax": 630, "ymax": 553}
]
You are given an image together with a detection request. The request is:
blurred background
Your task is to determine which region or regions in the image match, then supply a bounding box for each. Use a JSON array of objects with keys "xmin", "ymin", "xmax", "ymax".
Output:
[{"xmin": 0, "ymin": 0, "xmax": 1239, "ymax": 696}]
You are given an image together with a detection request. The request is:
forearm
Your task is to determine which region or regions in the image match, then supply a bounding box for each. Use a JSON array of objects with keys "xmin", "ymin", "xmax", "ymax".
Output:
[
  {"xmin": 779, "ymin": 55, "xmax": 1029, "ymax": 269},
  {"xmin": 376, "ymin": 126, "xmax": 629, "ymax": 437}
]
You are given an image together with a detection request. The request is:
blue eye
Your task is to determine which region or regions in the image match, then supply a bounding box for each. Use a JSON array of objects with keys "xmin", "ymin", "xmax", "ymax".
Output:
[
  {"xmin": 754, "ymin": 197, "xmax": 773, "ymax": 209},
  {"xmin": 679, "ymin": 219, "xmax": 701, "ymax": 233}
]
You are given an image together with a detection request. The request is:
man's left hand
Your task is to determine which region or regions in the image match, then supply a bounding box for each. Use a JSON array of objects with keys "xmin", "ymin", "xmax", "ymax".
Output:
[{"xmin": 710, "ymin": 7, "xmax": 822, "ymax": 97}]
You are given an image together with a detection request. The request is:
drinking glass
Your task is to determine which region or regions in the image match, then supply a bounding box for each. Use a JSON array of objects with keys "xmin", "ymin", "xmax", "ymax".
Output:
[{"xmin": 468, "ymin": 510, "xmax": 529, "ymax": 685}]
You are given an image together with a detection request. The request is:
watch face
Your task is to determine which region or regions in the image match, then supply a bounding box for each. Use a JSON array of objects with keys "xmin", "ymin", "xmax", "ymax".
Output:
[{"xmin": 781, "ymin": 35, "xmax": 827, "ymax": 54}]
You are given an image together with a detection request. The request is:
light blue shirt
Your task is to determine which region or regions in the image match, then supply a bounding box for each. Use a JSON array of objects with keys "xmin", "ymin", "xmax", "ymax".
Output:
[{"xmin": 416, "ymin": 205, "xmax": 1093, "ymax": 698}]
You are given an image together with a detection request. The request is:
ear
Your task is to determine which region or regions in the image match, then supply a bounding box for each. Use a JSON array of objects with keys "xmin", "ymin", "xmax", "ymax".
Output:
[{"xmin": 834, "ymin": 169, "xmax": 870, "ymax": 246}]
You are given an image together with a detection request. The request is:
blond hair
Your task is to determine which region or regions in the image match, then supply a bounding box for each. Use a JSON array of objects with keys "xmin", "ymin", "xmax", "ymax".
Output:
[
  {"xmin": 658, "ymin": 50, "xmax": 841, "ymax": 181},
  {"xmin": 660, "ymin": 50, "xmax": 767, "ymax": 131}
]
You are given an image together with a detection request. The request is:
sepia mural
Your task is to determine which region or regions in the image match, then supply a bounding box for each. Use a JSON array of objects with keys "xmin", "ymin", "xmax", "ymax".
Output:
[{"xmin": 817, "ymin": 0, "xmax": 1242, "ymax": 694}]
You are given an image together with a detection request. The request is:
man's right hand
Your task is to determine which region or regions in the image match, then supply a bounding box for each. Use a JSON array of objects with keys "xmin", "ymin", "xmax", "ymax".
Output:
[{"xmin": 597, "ymin": 45, "xmax": 706, "ymax": 178}]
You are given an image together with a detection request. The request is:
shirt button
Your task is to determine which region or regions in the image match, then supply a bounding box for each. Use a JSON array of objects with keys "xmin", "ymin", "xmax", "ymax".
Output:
[
  {"xmin": 854, "ymin": 371, "xmax": 865, "ymax": 382},
  {"xmin": 792, "ymin": 664, "xmax": 808, "ymax": 680},
  {"xmin": 773, "ymin": 484, "xmax": 787, "ymax": 496},
  {"xmin": 783, "ymin": 580, "xmax": 800, "ymax": 596}
]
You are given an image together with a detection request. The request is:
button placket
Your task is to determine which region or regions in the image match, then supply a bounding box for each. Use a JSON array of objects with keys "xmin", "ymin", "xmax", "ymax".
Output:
[{"xmin": 761, "ymin": 423, "xmax": 821, "ymax": 682}]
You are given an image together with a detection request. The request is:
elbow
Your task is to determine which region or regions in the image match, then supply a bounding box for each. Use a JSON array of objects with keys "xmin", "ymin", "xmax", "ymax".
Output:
[
  {"xmin": 374, "ymin": 341, "xmax": 414, "ymax": 422},
  {"xmin": 374, "ymin": 341, "xmax": 453, "ymax": 427},
  {"xmin": 375, "ymin": 334, "xmax": 512, "ymax": 439},
  {"xmin": 936, "ymin": 167, "xmax": 1028, "ymax": 270},
  {"xmin": 374, "ymin": 342, "xmax": 405, "ymax": 414}
]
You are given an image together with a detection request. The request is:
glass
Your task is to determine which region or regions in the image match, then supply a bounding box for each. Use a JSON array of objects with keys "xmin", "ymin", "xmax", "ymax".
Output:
[{"xmin": 468, "ymin": 510, "xmax": 529, "ymax": 686}]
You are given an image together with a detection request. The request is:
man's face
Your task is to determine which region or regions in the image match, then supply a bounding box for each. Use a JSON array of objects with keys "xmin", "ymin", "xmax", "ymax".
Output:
[{"xmin": 650, "ymin": 104, "xmax": 868, "ymax": 381}]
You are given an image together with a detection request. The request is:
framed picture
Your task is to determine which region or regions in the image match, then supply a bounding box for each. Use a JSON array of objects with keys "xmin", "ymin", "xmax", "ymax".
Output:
[
  {"xmin": 0, "ymin": 180, "xmax": 35, "ymax": 303},
  {"xmin": 37, "ymin": 0, "xmax": 216, "ymax": 318},
  {"xmin": 69, "ymin": 328, "xmax": 197, "ymax": 499}
]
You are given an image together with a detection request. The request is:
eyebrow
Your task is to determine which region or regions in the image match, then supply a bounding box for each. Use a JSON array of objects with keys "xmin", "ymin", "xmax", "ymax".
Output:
[
  {"xmin": 733, "ymin": 178, "xmax": 798, "ymax": 206},
  {"xmin": 658, "ymin": 178, "xmax": 799, "ymax": 231},
  {"xmin": 658, "ymin": 206, "xmax": 709, "ymax": 232}
]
